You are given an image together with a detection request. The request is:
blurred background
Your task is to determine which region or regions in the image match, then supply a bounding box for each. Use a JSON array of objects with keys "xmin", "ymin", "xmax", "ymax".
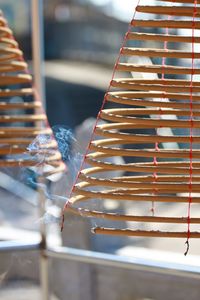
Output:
[{"xmin": 0, "ymin": 1, "xmax": 200, "ymax": 300}]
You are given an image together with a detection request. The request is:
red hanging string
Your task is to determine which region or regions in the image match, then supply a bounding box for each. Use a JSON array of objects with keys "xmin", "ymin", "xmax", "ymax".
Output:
[
  {"xmin": 61, "ymin": 0, "xmax": 141, "ymax": 231},
  {"xmin": 184, "ymin": 0, "xmax": 197, "ymax": 256}
]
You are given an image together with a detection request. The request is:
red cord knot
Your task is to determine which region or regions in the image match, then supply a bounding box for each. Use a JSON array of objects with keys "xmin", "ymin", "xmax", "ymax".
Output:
[
  {"xmin": 191, "ymin": 69, "xmax": 195, "ymax": 76},
  {"xmin": 153, "ymin": 157, "xmax": 158, "ymax": 166},
  {"xmin": 188, "ymin": 182, "xmax": 193, "ymax": 191},
  {"xmin": 153, "ymin": 171, "xmax": 158, "ymax": 180},
  {"xmin": 114, "ymin": 63, "xmax": 118, "ymax": 70},
  {"xmin": 110, "ymin": 80, "xmax": 115, "ymax": 87},
  {"xmin": 155, "ymin": 143, "xmax": 159, "ymax": 152},
  {"xmin": 125, "ymin": 32, "xmax": 129, "ymax": 39},
  {"xmin": 104, "ymin": 92, "xmax": 109, "ymax": 98},
  {"xmin": 131, "ymin": 20, "xmax": 135, "ymax": 27},
  {"xmin": 119, "ymin": 47, "xmax": 124, "ymax": 54}
]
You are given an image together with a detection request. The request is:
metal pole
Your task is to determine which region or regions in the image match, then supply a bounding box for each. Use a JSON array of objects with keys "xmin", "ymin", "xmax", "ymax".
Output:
[
  {"xmin": 31, "ymin": 0, "xmax": 46, "ymax": 109},
  {"xmin": 38, "ymin": 177, "xmax": 50, "ymax": 300},
  {"xmin": 31, "ymin": 1, "xmax": 49, "ymax": 299}
]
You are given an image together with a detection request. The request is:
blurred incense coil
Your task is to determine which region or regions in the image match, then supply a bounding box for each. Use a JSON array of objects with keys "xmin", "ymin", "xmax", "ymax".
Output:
[
  {"xmin": 0, "ymin": 12, "xmax": 65, "ymax": 176},
  {"xmin": 66, "ymin": 0, "xmax": 200, "ymax": 239}
]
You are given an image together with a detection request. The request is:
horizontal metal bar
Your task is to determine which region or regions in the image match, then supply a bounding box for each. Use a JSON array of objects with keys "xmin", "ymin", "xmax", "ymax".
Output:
[
  {"xmin": 46, "ymin": 246, "xmax": 200, "ymax": 279},
  {"xmin": 0, "ymin": 240, "xmax": 41, "ymax": 252}
]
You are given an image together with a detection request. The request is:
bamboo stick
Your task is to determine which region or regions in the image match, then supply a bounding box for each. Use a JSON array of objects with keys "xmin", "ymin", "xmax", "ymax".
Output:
[
  {"xmin": 0, "ymin": 47, "xmax": 22, "ymax": 61},
  {"xmin": 0, "ymin": 74, "xmax": 32, "ymax": 86},
  {"xmin": 94, "ymin": 129, "xmax": 200, "ymax": 144},
  {"xmin": 81, "ymin": 170, "xmax": 200, "ymax": 183},
  {"xmin": 127, "ymin": 32, "xmax": 200, "ymax": 43},
  {"xmin": 107, "ymin": 91, "xmax": 200, "ymax": 101},
  {"xmin": 0, "ymin": 102, "xmax": 41, "ymax": 110},
  {"xmin": 85, "ymin": 158, "xmax": 200, "ymax": 175},
  {"xmin": 69, "ymin": 207, "xmax": 200, "ymax": 224},
  {"xmin": 106, "ymin": 93, "xmax": 200, "ymax": 110},
  {"xmin": 79, "ymin": 173, "xmax": 200, "ymax": 192},
  {"xmin": 0, "ymin": 144, "xmax": 59, "ymax": 155},
  {"xmin": 121, "ymin": 47, "xmax": 200, "ymax": 59},
  {"xmin": 93, "ymin": 228, "xmax": 200, "ymax": 238},
  {"xmin": 87, "ymin": 156, "xmax": 200, "ymax": 169},
  {"xmin": 0, "ymin": 17, "xmax": 7, "ymax": 26},
  {"xmin": 136, "ymin": 5, "xmax": 200, "ymax": 17},
  {"xmin": 117, "ymin": 63, "xmax": 200, "ymax": 75},
  {"xmin": 155, "ymin": 0, "xmax": 200, "ymax": 3},
  {"xmin": 0, "ymin": 151, "xmax": 62, "ymax": 166},
  {"xmin": 84, "ymin": 158, "xmax": 200, "ymax": 170},
  {"xmin": 0, "ymin": 127, "xmax": 52, "ymax": 137},
  {"xmin": 99, "ymin": 111, "xmax": 200, "ymax": 128},
  {"xmin": 112, "ymin": 78, "xmax": 200, "ymax": 86},
  {"xmin": 0, "ymin": 61, "xmax": 28, "ymax": 73},
  {"xmin": 0, "ymin": 114, "xmax": 46, "ymax": 123},
  {"xmin": 0, "ymin": 26, "xmax": 13, "ymax": 37},
  {"xmin": 111, "ymin": 79, "xmax": 200, "ymax": 93},
  {"xmin": 131, "ymin": 19, "xmax": 200, "ymax": 29},
  {"xmin": 0, "ymin": 88, "xmax": 33, "ymax": 97},
  {"xmin": 74, "ymin": 186, "xmax": 200, "ymax": 203},
  {"xmin": 0, "ymin": 138, "xmax": 57, "ymax": 146},
  {"xmin": 100, "ymin": 108, "xmax": 200, "ymax": 117},
  {"xmin": 89, "ymin": 144, "xmax": 200, "ymax": 159},
  {"xmin": 0, "ymin": 37, "xmax": 18, "ymax": 47}
]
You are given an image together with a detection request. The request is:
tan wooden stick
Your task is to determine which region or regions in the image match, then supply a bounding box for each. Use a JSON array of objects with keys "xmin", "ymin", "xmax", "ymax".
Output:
[
  {"xmin": 121, "ymin": 47, "xmax": 200, "ymax": 59},
  {"xmin": 0, "ymin": 47, "xmax": 22, "ymax": 61},
  {"xmin": 94, "ymin": 129, "xmax": 200, "ymax": 144},
  {"xmin": 156, "ymin": 0, "xmax": 200, "ymax": 3},
  {"xmin": 127, "ymin": 32, "xmax": 200, "ymax": 43},
  {"xmin": 113, "ymin": 78, "xmax": 200, "ymax": 86},
  {"xmin": 71, "ymin": 191, "xmax": 200, "ymax": 204},
  {"xmin": 0, "ymin": 127, "xmax": 52, "ymax": 138},
  {"xmin": 0, "ymin": 37, "xmax": 18, "ymax": 47},
  {"xmin": 0, "ymin": 88, "xmax": 33, "ymax": 97},
  {"xmin": 136, "ymin": 5, "xmax": 200, "ymax": 17},
  {"xmin": 93, "ymin": 228, "xmax": 200, "ymax": 238},
  {"xmin": 89, "ymin": 144, "xmax": 200, "ymax": 159},
  {"xmin": 99, "ymin": 107, "xmax": 200, "ymax": 117},
  {"xmin": 78, "ymin": 172, "xmax": 200, "ymax": 192},
  {"xmin": 111, "ymin": 79, "xmax": 200, "ymax": 93},
  {"xmin": 106, "ymin": 93, "xmax": 200, "ymax": 109},
  {"xmin": 99, "ymin": 111, "xmax": 200, "ymax": 128},
  {"xmin": 131, "ymin": 19, "xmax": 200, "ymax": 29},
  {"xmin": 0, "ymin": 61, "xmax": 28, "ymax": 73},
  {"xmin": 69, "ymin": 207, "xmax": 200, "ymax": 224},
  {"xmin": 117, "ymin": 63, "xmax": 200, "ymax": 75},
  {"xmin": 0, "ymin": 101, "xmax": 41, "ymax": 110},
  {"xmin": 85, "ymin": 158, "xmax": 200, "ymax": 175},
  {"xmin": 0, "ymin": 114, "xmax": 46, "ymax": 123},
  {"xmin": 0, "ymin": 75, "xmax": 32, "ymax": 86},
  {"xmin": 0, "ymin": 17, "xmax": 7, "ymax": 26},
  {"xmin": 0, "ymin": 26, "xmax": 13, "ymax": 37},
  {"xmin": 81, "ymin": 170, "xmax": 200, "ymax": 183},
  {"xmin": 106, "ymin": 91, "xmax": 200, "ymax": 101}
]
